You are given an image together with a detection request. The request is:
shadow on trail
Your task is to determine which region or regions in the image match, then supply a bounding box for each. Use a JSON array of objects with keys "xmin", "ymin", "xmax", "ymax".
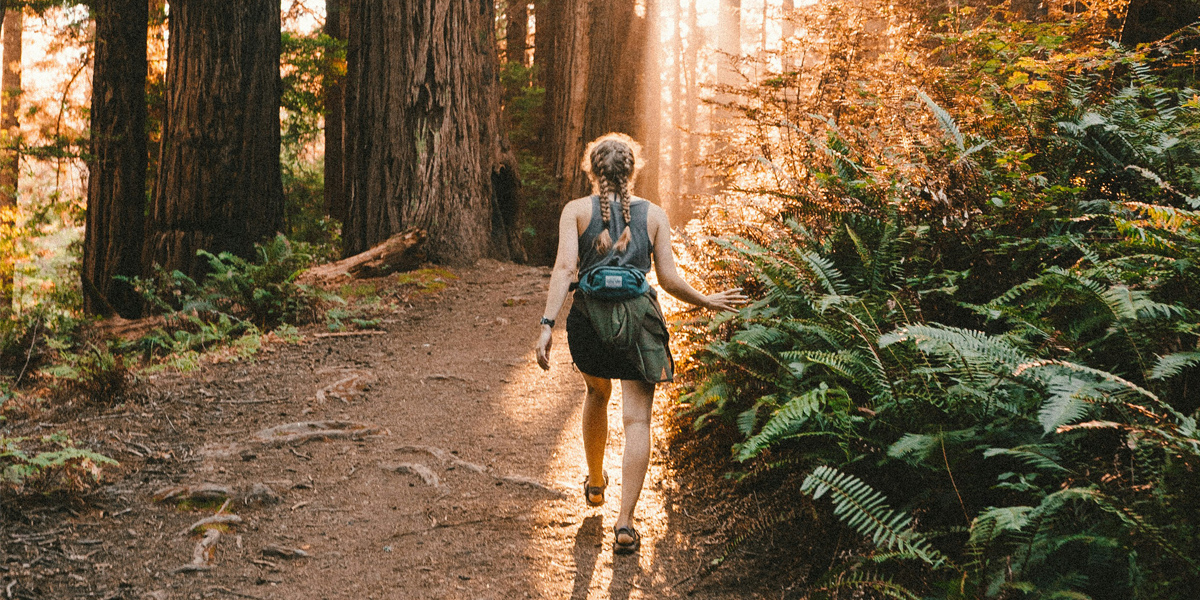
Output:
[
  {"xmin": 571, "ymin": 515, "xmax": 604, "ymax": 599},
  {"xmin": 609, "ymin": 544, "xmax": 644, "ymax": 600}
]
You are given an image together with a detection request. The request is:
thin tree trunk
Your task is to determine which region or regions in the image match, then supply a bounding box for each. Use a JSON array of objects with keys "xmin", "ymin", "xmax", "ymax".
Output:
[
  {"xmin": 506, "ymin": 0, "xmax": 527, "ymax": 65},
  {"xmin": 0, "ymin": 7, "xmax": 19, "ymax": 310},
  {"xmin": 667, "ymin": 0, "xmax": 682, "ymax": 219},
  {"xmin": 343, "ymin": 0, "xmax": 516, "ymax": 264},
  {"xmin": 636, "ymin": 0, "xmax": 660, "ymax": 205},
  {"xmin": 683, "ymin": 0, "xmax": 700, "ymax": 206},
  {"xmin": 84, "ymin": 0, "xmax": 147, "ymax": 318},
  {"xmin": 145, "ymin": 0, "xmax": 284, "ymax": 280},
  {"xmin": 323, "ymin": 0, "xmax": 349, "ymax": 223}
]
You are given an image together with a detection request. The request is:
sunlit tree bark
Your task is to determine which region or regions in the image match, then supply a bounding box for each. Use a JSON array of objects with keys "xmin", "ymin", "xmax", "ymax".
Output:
[
  {"xmin": 667, "ymin": 0, "xmax": 683, "ymax": 218},
  {"xmin": 343, "ymin": 0, "xmax": 519, "ymax": 263},
  {"xmin": 0, "ymin": 7, "xmax": 19, "ymax": 310},
  {"xmin": 683, "ymin": 0, "xmax": 700, "ymax": 203},
  {"xmin": 84, "ymin": 0, "xmax": 147, "ymax": 318},
  {"xmin": 324, "ymin": 0, "xmax": 349, "ymax": 223},
  {"xmin": 145, "ymin": 0, "xmax": 284, "ymax": 279},
  {"xmin": 637, "ymin": 0, "xmax": 661, "ymax": 206}
]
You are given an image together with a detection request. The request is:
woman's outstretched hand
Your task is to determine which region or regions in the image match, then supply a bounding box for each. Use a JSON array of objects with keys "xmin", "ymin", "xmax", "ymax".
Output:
[
  {"xmin": 704, "ymin": 288, "xmax": 748, "ymax": 312},
  {"xmin": 536, "ymin": 326, "xmax": 553, "ymax": 370}
]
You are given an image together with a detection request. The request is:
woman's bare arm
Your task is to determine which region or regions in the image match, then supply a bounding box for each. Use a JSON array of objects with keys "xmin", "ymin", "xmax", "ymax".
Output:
[
  {"xmin": 536, "ymin": 199, "xmax": 586, "ymax": 370},
  {"xmin": 649, "ymin": 204, "xmax": 746, "ymax": 311}
]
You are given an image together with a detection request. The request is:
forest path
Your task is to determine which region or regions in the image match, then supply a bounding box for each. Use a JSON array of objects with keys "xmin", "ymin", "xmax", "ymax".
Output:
[{"xmin": 19, "ymin": 260, "xmax": 754, "ymax": 600}]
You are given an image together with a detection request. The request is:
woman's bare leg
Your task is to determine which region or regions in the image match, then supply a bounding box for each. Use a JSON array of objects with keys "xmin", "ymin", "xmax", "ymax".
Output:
[
  {"xmin": 581, "ymin": 374, "xmax": 612, "ymax": 490},
  {"xmin": 615, "ymin": 379, "xmax": 655, "ymax": 542}
]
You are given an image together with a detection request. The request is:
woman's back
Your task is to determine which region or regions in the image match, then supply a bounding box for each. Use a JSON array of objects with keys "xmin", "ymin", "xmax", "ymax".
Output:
[{"xmin": 576, "ymin": 195, "xmax": 653, "ymax": 275}]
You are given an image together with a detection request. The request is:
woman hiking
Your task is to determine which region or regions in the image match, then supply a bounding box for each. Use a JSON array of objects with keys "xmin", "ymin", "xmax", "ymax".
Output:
[{"xmin": 536, "ymin": 133, "xmax": 746, "ymax": 554}]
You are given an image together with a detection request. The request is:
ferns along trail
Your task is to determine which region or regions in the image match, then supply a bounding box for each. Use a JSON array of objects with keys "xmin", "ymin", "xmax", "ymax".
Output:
[{"xmin": 5, "ymin": 1, "xmax": 1200, "ymax": 599}]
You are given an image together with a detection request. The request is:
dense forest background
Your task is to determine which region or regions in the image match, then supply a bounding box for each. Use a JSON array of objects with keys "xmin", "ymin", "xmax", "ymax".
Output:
[{"xmin": 1, "ymin": 0, "xmax": 1200, "ymax": 597}]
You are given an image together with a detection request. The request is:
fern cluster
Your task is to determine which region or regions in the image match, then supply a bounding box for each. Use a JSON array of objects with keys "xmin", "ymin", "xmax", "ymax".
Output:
[{"xmin": 680, "ymin": 29, "xmax": 1200, "ymax": 599}]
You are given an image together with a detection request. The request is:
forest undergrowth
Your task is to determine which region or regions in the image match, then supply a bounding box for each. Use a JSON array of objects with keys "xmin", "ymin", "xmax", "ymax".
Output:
[{"xmin": 669, "ymin": 2, "xmax": 1200, "ymax": 598}]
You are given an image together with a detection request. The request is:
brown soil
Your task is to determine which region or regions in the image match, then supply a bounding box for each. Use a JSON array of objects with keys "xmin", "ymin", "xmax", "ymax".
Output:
[{"xmin": 0, "ymin": 260, "xmax": 787, "ymax": 600}]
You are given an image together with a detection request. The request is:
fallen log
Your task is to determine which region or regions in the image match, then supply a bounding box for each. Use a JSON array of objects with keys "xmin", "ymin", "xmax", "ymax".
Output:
[{"xmin": 299, "ymin": 228, "xmax": 426, "ymax": 284}]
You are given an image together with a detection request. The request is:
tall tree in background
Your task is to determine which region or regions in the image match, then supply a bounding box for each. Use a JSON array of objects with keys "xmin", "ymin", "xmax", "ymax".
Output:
[
  {"xmin": 530, "ymin": 0, "xmax": 654, "ymax": 264},
  {"xmin": 0, "ymin": 5, "xmax": 19, "ymax": 309},
  {"xmin": 145, "ymin": 0, "xmax": 284, "ymax": 279},
  {"xmin": 506, "ymin": 0, "xmax": 527, "ymax": 65},
  {"xmin": 343, "ymin": 0, "xmax": 519, "ymax": 263},
  {"xmin": 323, "ymin": 0, "xmax": 349, "ymax": 223},
  {"xmin": 83, "ymin": 0, "xmax": 147, "ymax": 318},
  {"xmin": 1121, "ymin": 0, "xmax": 1200, "ymax": 45}
]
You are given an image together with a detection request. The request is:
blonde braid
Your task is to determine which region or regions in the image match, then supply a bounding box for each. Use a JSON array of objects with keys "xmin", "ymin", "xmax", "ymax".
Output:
[
  {"xmin": 612, "ymin": 175, "xmax": 633, "ymax": 253},
  {"xmin": 582, "ymin": 133, "xmax": 644, "ymax": 254},
  {"xmin": 595, "ymin": 177, "xmax": 615, "ymax": 253}
]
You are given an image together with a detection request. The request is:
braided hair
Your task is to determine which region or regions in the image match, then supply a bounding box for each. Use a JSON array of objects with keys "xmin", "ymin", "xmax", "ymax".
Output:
[{"xmin": 581, "ymin": 133, "xmax": 644, "ymax": 254}]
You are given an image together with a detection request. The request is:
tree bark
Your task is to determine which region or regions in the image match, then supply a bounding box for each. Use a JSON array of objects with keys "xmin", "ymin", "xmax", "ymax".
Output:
[
  {"xmin": 323, "ymin": 0, "xmax": 349, "ymax": 223},
  {"xmin": 1121, "ymin": 0, "xmax": 1200, "ymax": 45},
  {"xmin": 84, "ymin": 0, "xmax": 148, "ymax": 318},
  {"xmin": 683, "ymin": 0, "xmax": 701, "ymax": 206},
  {"xmin": 635, "ymin": 0, "xmax": 660, "ymax": 206},
  {"xmin": 0, "ymin": 7, "xmax": 19, "ymax": 310},
  {"xmin": 667, "ymin": 0, "xmax": 682, "ymax": 219},
  {"xmin": 145, "ymin": 0, "xmax": 284, "ymax": 280},
  {"xmin": 531, "ymin": 0, "xmax": 650, "ymax": 264},
  {"xmin": 506, "ymin": 0, "xmax": 527, "ymax": 65},
  {"xmin": 343, "ymin": 0, "xmax": 517, "ymax": 264}
]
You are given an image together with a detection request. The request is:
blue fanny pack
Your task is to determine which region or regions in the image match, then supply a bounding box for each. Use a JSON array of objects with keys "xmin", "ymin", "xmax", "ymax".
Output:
[{"xmin": 576, "ymin": 266, "xmax": 649, "ymax": 301}]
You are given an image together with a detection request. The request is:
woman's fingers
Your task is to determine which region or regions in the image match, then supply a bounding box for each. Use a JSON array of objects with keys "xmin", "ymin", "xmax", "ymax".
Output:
[
  {"xmin": 536, "ymin": 330, "xmax": 553, "ymax": 370},
  {"xmin": 706, "ymin": 288, "xmax": 749, "ymax": 311}
]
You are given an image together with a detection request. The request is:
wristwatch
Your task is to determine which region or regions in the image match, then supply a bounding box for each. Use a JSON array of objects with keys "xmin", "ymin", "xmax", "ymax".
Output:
[{"xmin": 540, "ymin": 316, "xmax": 555, "ymax": 328}]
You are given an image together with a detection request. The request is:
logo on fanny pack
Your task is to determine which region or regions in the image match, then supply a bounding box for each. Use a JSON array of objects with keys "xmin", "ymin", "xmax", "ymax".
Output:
[{"xmin": 605, "ymin": 275, "xmax": 624, "ymax": 288}]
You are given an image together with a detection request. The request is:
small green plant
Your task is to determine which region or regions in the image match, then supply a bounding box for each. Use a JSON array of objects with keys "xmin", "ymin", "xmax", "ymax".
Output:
[
  {"xmin": 1, "ymin": 432, "xmax": 117, "ymax": 495},
  {"xmin": 128, "ymin": 234, "xmax": 333, "ymax": 332},
  {"xmin": 43, "ymin": 344, "xmax": 132, "ymax": 405}
]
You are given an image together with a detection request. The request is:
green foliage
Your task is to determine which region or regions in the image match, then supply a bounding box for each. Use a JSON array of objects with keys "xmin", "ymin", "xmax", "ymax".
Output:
[
  {"xmin": 499, "ymin": 61, "xmax": 557, "ymax": 261},
  {"xmin": 280, "ymin": 31, "xmax": 345, "ymax": 157},
  {"xmin": 131, "ymin": 235, "xmax": 326, "ymax": 330},
  {"xmin": 123, "ymin": 235, "xmax": 337, "ymax": 363},
  {"xmin": 1, "ymin": 432, "xmax": 117, "ymax": 495},
  {"xmin": 682, "ymin": 26, "xmax": 1200, "ymax": 598}
]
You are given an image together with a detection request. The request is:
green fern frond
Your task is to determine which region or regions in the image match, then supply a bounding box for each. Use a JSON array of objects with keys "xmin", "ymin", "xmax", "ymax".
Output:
[
  {"xmin": 1150, "ymin": 351, "xmax": 1200, "ymax": 380},
  {"xmin": 736, "ymin": 385, "xmax": 848, "ymax": 461},
  {"xmin": 799, "ymin": 250, "xmax": 850, "ymax": 296},
  {"xmin": 881, "ymin": 324, "xmax": 1027, "ymax": 370},
  {"xmin": 917, "ymin": 89, "xmax": 965, "ymax": 151},
  {"xmin": 969, "ymin": 506, "xmax": 1034, "ymax": 547},
  {"xmin": 982, "ymin": 445, "xmax": 1069, "ymax": 474},
  {"xmin": 887, "ymin": 429, "xmax": 977, "ymax": 467},
  {"xmin": 801, "ymin": 466, "xmax": 948, "ymax": 568},
  {"xmin": 1037, "ymin": 374, "xmax": 1097, "ymax": 434}
]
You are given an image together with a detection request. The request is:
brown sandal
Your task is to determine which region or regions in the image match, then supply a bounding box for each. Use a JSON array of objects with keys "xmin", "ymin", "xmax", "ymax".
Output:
[
  {"xmin": 613, "ymin": 526, "xmax": 641, "ymax": 554},
  {"xmin": 584, "ymin": 471, "xmax": 608, "ymax": 507}
]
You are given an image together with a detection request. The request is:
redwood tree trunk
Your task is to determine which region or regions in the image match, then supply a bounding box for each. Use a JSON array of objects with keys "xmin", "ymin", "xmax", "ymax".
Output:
[
  {"xmin": 145, "ymin": 0, "xmax": 284, "ymax": 279},
  {"xmin": 506, "ymin": 0, "xmax": 527, "ymax": 65},
  {"xmin": 531, "ymin": 0, "xmax": 650, "ymax": 264},
  {"xmin": 343, "ymin": 0, "xmax": 516, "ymax": 263},
  {"xmin": 84, "ymin": 0, "xmax": 147, "ymax": 318},
  {"xmin": 0, "ymin": 7, "xmax": 19, "ymax": 309},
  {"xmin": 323, "ymin": 0, "xmax": 349, "ymax": 223}
]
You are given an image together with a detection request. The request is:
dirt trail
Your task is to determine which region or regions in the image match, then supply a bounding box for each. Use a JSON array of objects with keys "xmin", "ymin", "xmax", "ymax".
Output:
[{"xmin": 2, "ymin": 260, "xmax": 760, "ymax": 599}]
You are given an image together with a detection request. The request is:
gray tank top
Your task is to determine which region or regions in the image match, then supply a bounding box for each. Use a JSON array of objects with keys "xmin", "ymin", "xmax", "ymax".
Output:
[{"xmin": 577, "ymin": 195, "xmax": 654, "ymax": 275}]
